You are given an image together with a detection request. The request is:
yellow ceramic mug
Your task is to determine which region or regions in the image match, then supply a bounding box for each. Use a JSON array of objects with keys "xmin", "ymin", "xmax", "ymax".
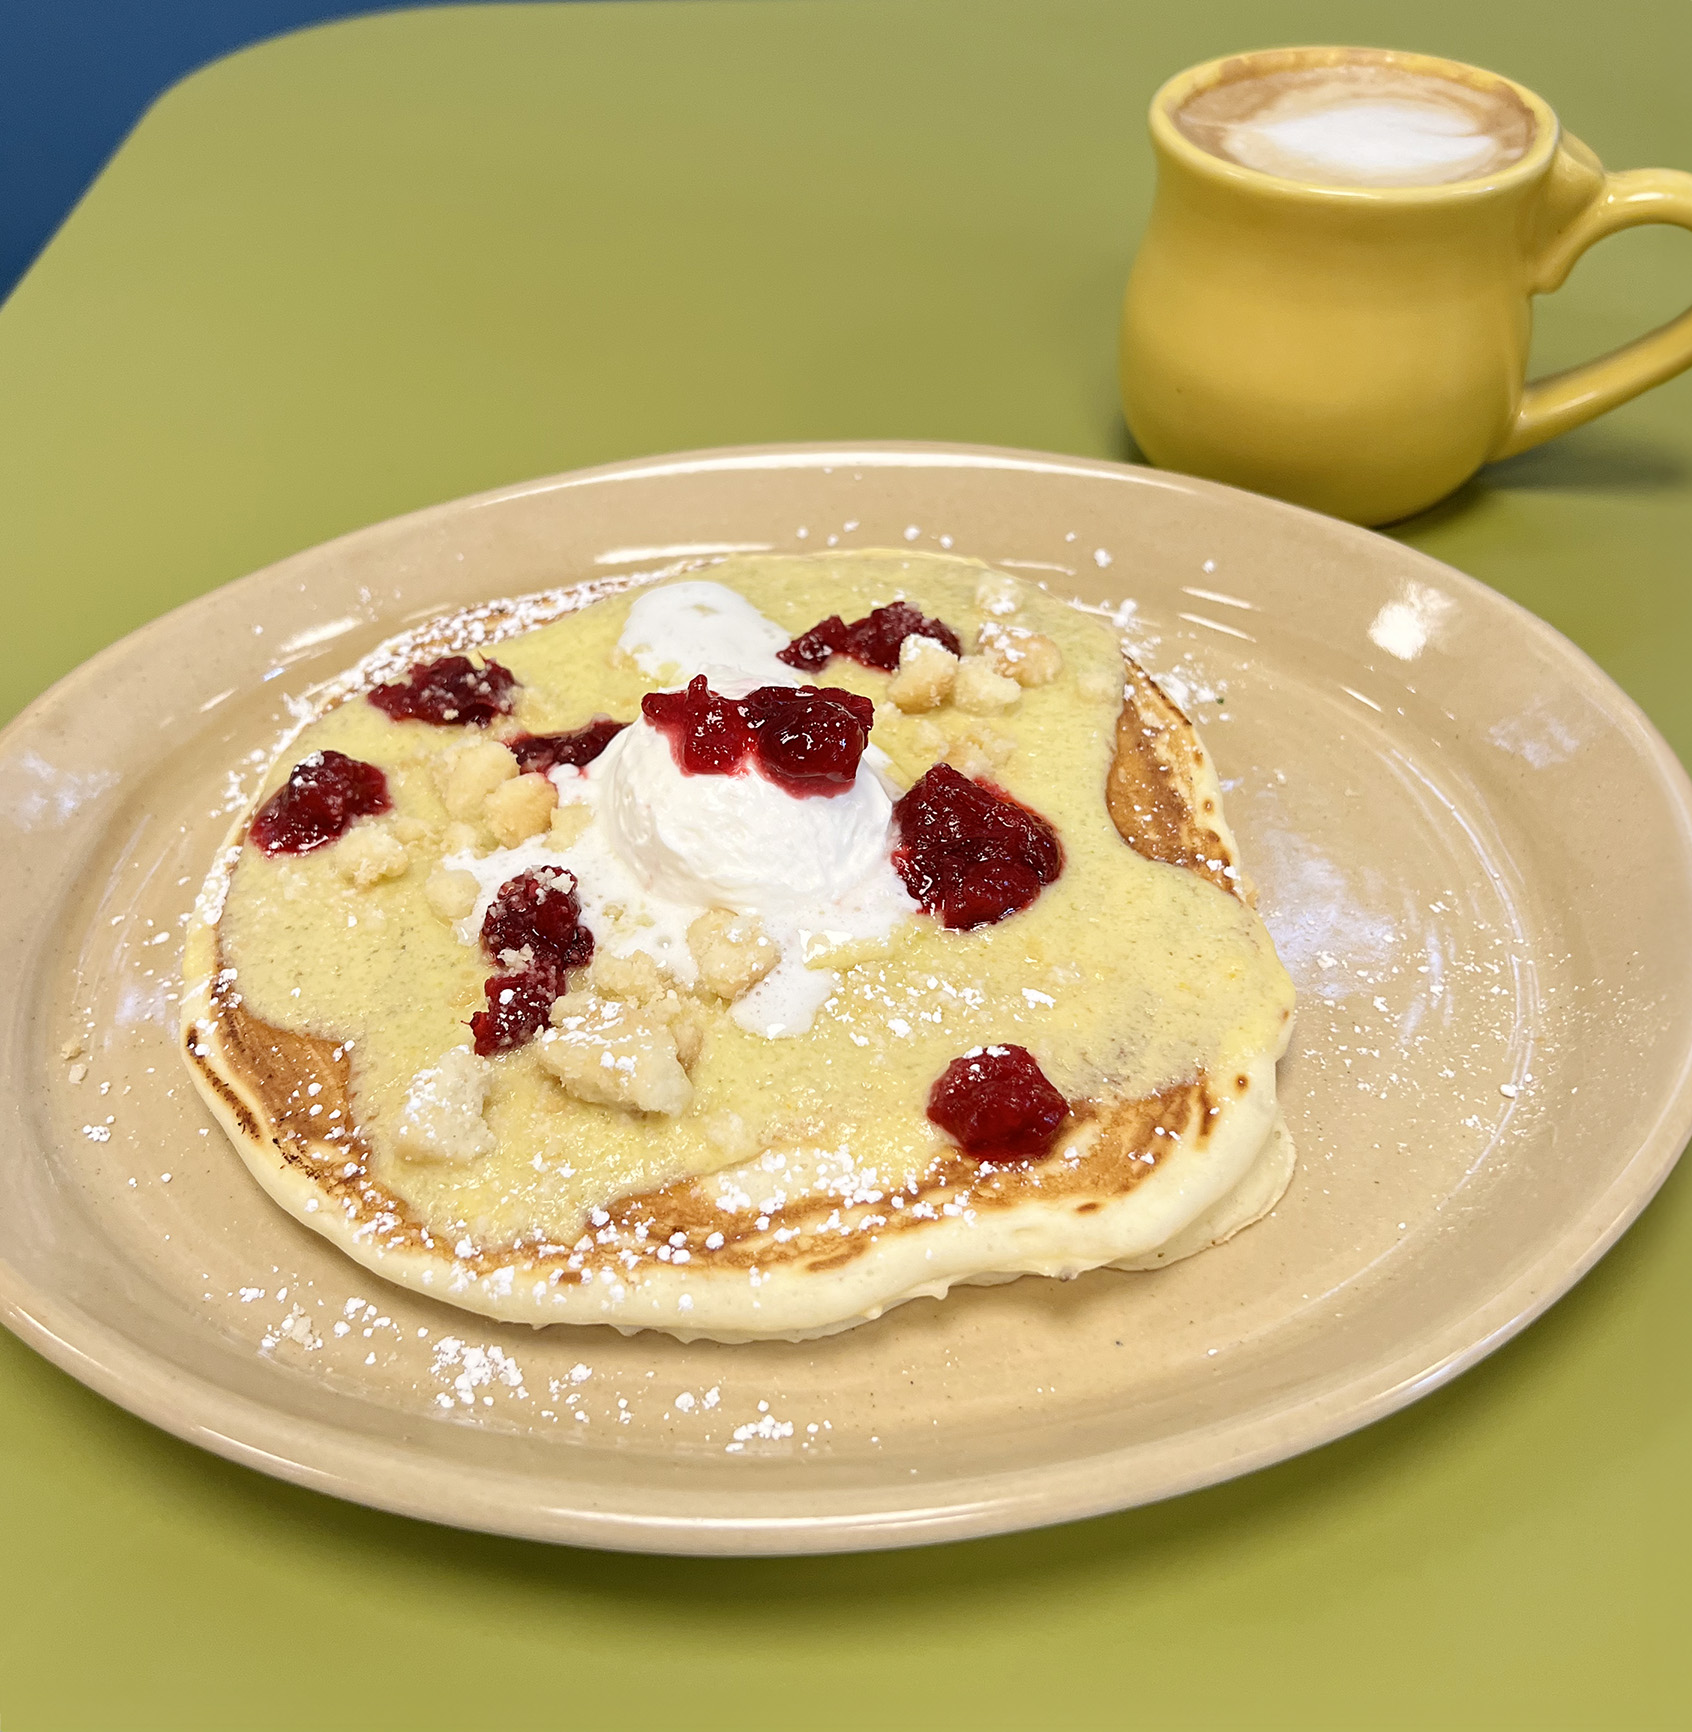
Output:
[{"xmin": 1120, "ymin": 47, "xmax": 1692, "ymax": 525}]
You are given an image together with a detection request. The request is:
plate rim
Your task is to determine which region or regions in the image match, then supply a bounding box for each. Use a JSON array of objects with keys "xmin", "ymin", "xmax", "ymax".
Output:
[{"xmin": 5, "ymin": 438, "xmax": 1691, "ymax": 1555}]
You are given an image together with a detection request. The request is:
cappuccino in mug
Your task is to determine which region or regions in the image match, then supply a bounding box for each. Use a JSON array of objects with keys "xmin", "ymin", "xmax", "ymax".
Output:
[
  {"xmin": 1124, "ymin": 47, "xmax": 1692, "ymax": 523},
  {"xmin": 1174, "ymin": 63, "xmax": 1535, "ymax": 188}
]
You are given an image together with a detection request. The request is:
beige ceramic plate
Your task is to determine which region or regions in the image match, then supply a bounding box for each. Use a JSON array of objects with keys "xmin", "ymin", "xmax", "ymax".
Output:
[{"xmin": 4, "ymin": 443, "xmax": 1691, "ymax": 1555}]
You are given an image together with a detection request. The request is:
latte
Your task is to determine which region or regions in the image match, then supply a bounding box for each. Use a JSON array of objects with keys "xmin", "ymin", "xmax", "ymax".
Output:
[{"xmin": 1175, "ymin": 61, "xmax": 1535, "ymax": 189}]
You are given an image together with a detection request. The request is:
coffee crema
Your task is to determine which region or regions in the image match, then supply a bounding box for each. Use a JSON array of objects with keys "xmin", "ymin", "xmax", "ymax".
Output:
[{"xmin": 1174, "ymin": 63, "xmax": 1535, "ymax": 189}]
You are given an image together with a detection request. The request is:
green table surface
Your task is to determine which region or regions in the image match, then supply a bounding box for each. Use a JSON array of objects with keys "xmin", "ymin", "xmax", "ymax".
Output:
[{"xmin": 2, "ymin": 2, "xmax": 1687, "ymax": 1726}]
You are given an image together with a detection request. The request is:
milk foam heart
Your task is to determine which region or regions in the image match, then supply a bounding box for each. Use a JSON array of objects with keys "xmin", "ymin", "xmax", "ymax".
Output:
[{"xmin": 1175, "ymin": 64, "xmax": 1534, "ymax": 189}]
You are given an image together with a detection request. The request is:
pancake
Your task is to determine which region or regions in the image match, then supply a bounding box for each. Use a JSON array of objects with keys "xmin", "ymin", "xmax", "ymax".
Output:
[{"xmin": 181, "ymin": 552, "xmax": 1296, "ymax": 1341}]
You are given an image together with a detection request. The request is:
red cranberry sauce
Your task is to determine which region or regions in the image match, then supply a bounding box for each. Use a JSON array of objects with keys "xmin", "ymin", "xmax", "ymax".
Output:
[
  {"xmin": 928, "ymin": 1044, "xmax": 1069, "ymax": 1163},
  {"xmin": 472, "ymin": 971, "xmax": 561, "ymax": 1060},
  {"xmin": 249, "ymin": 750, "xmax": 391, "ymax": 856},
  {"xmin": 641, "ymin": 676, "xmax": 874, "ymax": 796},
  {"xmin": 743, "ymin": 685, "xmax": 875, "ymax": 796},
  {"xmin": 470, "ymin": 866, "xmax": 594, "ymax": 1055},
  {"xmin": 508, "ymin": 718, "xmax": 627, "ymax": 775},
  {"xmin": 642, "ymin": 676, "xmax": 751, "ymax": 774},
  {"xmin": 892, "ymin": 764, "xmax": 1062, "ymax": 929},
  {"xmin": 480, "ymin": 866, "xmax": 594, "ymax": 970},
  {"xmin": 778, "ymin": 601, "xmax": 961, "ymax": 673},
  {"xmin": 368, "ymin": 655, "xmax": 518, "ymax": 726}
]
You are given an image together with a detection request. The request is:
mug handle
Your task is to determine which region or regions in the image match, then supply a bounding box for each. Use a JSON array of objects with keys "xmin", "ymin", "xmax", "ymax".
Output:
[{"xmin": 1494, "ymin": 135, "xmax": 1692, "ymax": 459}]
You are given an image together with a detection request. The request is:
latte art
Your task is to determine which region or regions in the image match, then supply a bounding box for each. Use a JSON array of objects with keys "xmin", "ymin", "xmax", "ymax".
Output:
[{"xmin": 1176, "ymin": 63, "xmax": 1534, "ymax": 189}]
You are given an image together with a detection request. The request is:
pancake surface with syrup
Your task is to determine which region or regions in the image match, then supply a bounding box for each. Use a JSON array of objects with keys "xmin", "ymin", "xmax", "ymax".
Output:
[{"xmin": 182, "ymin": 553, "xmax": 1296, "ymax": 1340}]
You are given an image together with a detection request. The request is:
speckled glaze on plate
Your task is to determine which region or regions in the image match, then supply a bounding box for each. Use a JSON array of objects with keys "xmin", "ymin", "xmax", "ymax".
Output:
[{"xmin": 4, "ymin": 443, "xmax": 1690, "ymax": 1555}]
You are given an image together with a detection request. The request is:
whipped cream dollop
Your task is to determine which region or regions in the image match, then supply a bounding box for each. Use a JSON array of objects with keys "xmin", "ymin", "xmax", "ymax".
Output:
[
  {"xmin": 446, "ymin": 581, "xmax": 915, "ymax": 1037},
  {"xmin": 618, "ymin": 580, "xmax": 795, "ymax": 687},
  {"xmin": 595, "ymin": 705, "xmax": 896, "ymax": 917}
]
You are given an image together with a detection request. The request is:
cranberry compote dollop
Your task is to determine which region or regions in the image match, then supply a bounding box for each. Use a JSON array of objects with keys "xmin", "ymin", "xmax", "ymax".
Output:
[
  {"xmin": 641, "ymin": 676, "xmax": 874, "ymax": 796},
  {"xmin": 642, "ymin": 676, "xmax": 752, "ymax": 774},
  {"xmin": 741, "ymin": 685, "xmax": 875, "ymax": 795},
  {"xmin": 778, "ymin": 601, "xmax": 962, "ymax": 673},
  {"xmin": 508, "ymin": 718, "xmax": 627, "ymax": 775},
  {"xmin": 368, "ymin": 655, "xmax": 518, "ymax": 726},
  {"xmin": 928, "ymin": 1045, "xmax": 1069, "ymax": 1164},
  {"xmin": 248, "ymin": 750, "xmax": 391, "ymax": 856},
  {"xmin": 892, "ymin": 764, "xmax": 1062, "ymax": 929},
  {"xmin": 472, "ymin": 972, "xmax": 561, "ymax": 1061},
  {"xmin": 470, "ymin": 866, "xmax": 594, "ymax": 1055}
]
